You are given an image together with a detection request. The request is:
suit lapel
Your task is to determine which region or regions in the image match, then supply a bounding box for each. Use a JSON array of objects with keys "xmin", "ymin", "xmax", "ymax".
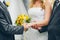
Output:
[
  {"xmin": 53, "ymin": 1, "xmax": 60, "ymax": 14},
  {"xmin": 0, "ymin": 2, "xmax": 12, "ymax": 24},
  {"xmin": 50, "ymin": 0, "xmax": 60, "ymax": 20}
]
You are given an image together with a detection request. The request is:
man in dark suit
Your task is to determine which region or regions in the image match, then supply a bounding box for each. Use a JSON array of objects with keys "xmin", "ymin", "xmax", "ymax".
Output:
[
  {"xmin": 0, "ymin": 1, "xmax": 28, "ymax": 40},
  {"xmin": 48, "ymin": 0, "xmax": 60, "ymax": 40}
]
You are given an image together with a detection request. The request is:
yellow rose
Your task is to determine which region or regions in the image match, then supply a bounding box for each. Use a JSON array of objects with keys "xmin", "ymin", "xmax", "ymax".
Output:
[{"xmin": 6, "ymin": 1, "xmax": 10, "ymax": 6}]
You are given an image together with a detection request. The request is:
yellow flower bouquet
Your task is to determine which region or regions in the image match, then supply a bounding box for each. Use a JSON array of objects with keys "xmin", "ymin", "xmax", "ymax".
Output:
[
  {"xmin": 15, "ymin": 14, "xmax": 31, "ymax": 40},
  {"xmin": 15, "ymin": 14, "xmax": 31, "ymax": 26}
]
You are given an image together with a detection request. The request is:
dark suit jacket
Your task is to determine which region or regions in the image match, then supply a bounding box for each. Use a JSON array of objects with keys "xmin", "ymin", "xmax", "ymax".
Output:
[
  {"xmin": 48, "ymin": 1, "xmax": 60, "ymax": 30},
  {"xmin": 48, "ymin": 0, "xmax": 60, "ymax": 40},
  {"xmin": 0, "ymin": 1, "xmax": 24, "ymax": 40}
]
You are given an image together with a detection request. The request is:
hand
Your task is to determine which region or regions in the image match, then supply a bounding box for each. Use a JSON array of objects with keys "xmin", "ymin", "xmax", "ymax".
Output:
[
  {"xmin": 31, "ymin": 24, "xmax": 42, "ymax": 30},
  {"xmin": 22, "ymin": 23, "xmax": 30, "ymax": 31}
]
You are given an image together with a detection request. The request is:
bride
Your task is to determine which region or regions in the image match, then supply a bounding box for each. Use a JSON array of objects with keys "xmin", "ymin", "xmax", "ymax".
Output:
[{"xmin": 25, "ymin": 0, "xmax": 52, "ymax": 40}]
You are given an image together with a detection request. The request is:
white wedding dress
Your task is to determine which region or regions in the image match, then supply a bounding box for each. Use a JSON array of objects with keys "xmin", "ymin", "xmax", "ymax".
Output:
[{"xmin": 25, "ymin": 7, "xmax": 48, "ymax": 40}]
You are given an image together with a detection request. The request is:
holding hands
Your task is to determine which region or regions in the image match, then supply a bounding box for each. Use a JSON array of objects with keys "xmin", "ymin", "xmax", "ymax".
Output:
[
  {"xmin": 31, "ymin": 23, "xmax": 42, "ymax": 30},
  {"xmin": 22, "ymin": 23, "xmax": 31, "ymax": 31},
  {"xmin": 23, "ymin": 22, "xmax": 42, "ymax": 31}
]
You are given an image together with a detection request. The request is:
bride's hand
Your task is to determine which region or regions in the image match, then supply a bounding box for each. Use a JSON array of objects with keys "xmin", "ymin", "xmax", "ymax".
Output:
[
  {"xmin": 27, "ymin": 23, "xmax": 35, "ymax": 27},
  {"xmin": 31, "ymin": 23, "xmax": 42, "ymax": 30},
  {"xmin": 23, "ymin": 23, "xmax": 34, "ymax": 28}
]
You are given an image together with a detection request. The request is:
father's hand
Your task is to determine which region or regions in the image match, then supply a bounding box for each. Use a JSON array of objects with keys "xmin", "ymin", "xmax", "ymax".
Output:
[{"xmin": 22, "ymin": 23, "xmax": 30, "ymax": 31}]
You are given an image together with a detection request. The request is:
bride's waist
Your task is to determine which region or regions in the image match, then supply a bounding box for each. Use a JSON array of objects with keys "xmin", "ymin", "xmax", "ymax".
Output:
[{"xmin": 31, "ymin": 18, "xmax": 44, "ymax": 22}]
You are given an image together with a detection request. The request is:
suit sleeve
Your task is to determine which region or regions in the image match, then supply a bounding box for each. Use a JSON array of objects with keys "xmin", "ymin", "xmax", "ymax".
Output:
[
  {"xmin": 0, "ymin": 8, "xmax": 24, "ymax": 35},
  {"xmin": 38, "ymin": 26, "xmax": 48, "ymax": 33}
]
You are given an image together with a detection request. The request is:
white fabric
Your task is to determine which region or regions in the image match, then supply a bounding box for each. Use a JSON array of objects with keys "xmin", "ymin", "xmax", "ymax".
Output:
[
  {"xmin": 25, "ymin": 7, "xmax": 48, "ymax": 40},
  {"xmin": 28, "ymin": 7, "xmax": 45, "ymax": 22},
  {"xmin": 0, "ymin": 0, "xmax": 3, "ymax": 2}
]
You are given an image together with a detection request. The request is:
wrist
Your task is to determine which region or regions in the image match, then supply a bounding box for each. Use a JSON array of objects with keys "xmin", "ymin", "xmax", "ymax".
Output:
[{"xmin": 23, "ymin": 25, "xmax": 28, "ymax": 31}]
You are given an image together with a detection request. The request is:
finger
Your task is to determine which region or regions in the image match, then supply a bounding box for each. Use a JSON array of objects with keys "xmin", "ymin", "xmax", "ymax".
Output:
[
  {"xmin": 38, "ymin": 27, "xmax": 42, "ymax": 30},
  {"xmin": 33, "ymin": 24, "xmax": 38, "ymax": 29},
  {"xmin": 32, "ymin": 25, "xmax": 35, "ymax": 29},
  {"xmin": 35, "ymin": 25, "xmax": 37, "ymax": 29},
  {"xmin": 31, "ymin": 25, "xmax": 37, "ymax": 29}
]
